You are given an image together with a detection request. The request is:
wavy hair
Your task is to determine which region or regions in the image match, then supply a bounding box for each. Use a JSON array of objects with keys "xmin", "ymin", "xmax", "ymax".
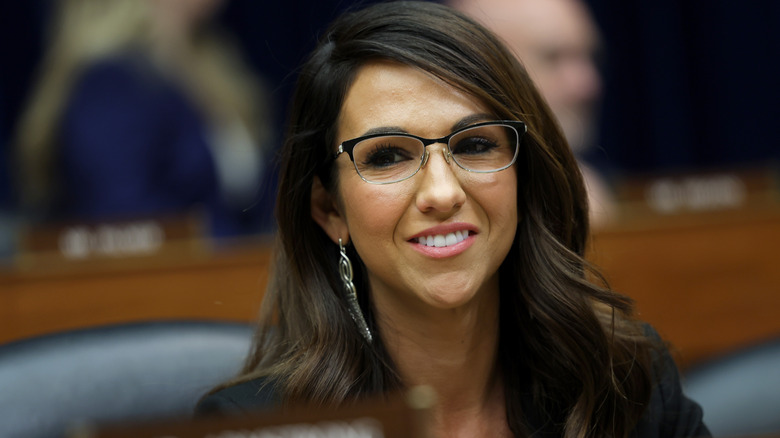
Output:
[{"xmin": 231, "ymin": 2, "xmax": 653, "ymax": 437}]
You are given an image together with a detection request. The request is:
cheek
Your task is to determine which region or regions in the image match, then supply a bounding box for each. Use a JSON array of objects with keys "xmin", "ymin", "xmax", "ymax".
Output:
[
  {"xmin": 466, "ymin": 173, "xmax": 518, "ymax": 220},
  {"xmin": 490, "ymin": 191, "xmax": 518, "ymax": 227},
  {"xmin": 343, "ymin": 186, "xmax": 409, "ymax": 241}
]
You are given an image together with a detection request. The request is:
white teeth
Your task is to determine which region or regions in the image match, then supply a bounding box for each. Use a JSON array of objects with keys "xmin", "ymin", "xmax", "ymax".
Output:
[
  {"xmin": 445, "ymin": 233, "xmax": 457, "ymax": 246},
  {"xmin": 416, "ymin": 231, "xmax": 469, "ymax": 247}
]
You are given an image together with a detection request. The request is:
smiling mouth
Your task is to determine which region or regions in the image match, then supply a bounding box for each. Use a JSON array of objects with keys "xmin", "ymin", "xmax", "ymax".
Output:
[{"xmin": 415, "ymin": 230, "xmax": 470, "ymax": 247}]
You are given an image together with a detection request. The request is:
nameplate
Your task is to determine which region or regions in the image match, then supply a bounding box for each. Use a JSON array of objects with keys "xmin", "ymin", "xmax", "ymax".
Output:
[
  {"xmin": 616, "ymin": 167, "xmax": 778, "ymax": 217},
  {"xmin": 16, "ymin": 213, "xmax": 207, "ymax": 271}
]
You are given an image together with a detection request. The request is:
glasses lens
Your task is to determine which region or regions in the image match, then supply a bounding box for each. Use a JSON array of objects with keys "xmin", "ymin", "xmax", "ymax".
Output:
[
  {"xmin": 449, "ymin": 124, "xmax": 519, "ymax": 172},
  {"xmin": 352, "ymin": 136, "xmax": 425, "ymax": 183}
]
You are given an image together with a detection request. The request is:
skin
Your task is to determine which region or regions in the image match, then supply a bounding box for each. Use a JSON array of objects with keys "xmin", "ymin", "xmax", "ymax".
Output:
[
  {"xmin": 148, "ymin": 0, "xmax": 224, "ymax": 52},
  {"xmin": 312, "ymin": 61, "xmax": 517, "ymax": 437}
]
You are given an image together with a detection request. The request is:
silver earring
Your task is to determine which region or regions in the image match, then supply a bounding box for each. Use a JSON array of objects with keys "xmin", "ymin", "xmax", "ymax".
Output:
[{"xmin": 339, "ymin": 238, "xmax": 373, "ymax": 343}]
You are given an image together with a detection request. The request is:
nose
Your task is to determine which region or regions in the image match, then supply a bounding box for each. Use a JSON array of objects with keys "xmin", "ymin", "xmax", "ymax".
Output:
[{"xmin": 414, "ymin": 144, "xmax": 466, "ymax": 213}]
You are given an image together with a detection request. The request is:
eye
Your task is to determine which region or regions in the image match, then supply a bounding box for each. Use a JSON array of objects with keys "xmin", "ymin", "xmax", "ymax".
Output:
[
  {"xmin": 451, "ymin": 136, "xmax": 499, "ymax": 155},
  {"xmin": 361, "ymin": 144, "xmax": 416, "ymax": 168}
]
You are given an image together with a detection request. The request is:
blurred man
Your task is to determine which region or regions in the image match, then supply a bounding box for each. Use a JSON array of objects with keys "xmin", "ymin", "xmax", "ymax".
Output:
[{"xmin": 451, "ymin": 0, "xmax": 615, "ymax": 226}]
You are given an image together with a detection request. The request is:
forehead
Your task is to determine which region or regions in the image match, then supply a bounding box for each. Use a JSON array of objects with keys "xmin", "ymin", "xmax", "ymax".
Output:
[
  {"xmin": 470, "ymin": 0, "xmax": 599, "ymax": 54},
  {"xmin": 337, "ymin": 61, "xmax": 493, "ymax": 142}
]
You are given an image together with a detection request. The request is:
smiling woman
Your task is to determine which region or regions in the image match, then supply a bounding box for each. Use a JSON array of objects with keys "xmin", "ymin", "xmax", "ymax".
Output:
[
  {"xmin": 320, "ymin": 61, "xmax": 518, "ymax": 316},
  {"xmin": 196, "ymin": 2, "xmax": 710, "ymax": 437}
]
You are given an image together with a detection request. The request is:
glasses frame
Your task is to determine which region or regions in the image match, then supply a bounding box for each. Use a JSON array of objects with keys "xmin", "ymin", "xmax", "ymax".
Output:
[{"xmin": 334, "ymin": 120, "xmax": 527, "ymax": 185}]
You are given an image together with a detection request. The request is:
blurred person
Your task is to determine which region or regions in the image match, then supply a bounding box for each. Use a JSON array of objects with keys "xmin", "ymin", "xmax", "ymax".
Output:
[
  {"xmin": 450, "ymin": 0, "xmax": 616, "ymax": 227},
  {"xmin": 13, "ymin": 0, "xmax": 274, "ymax": 238}
]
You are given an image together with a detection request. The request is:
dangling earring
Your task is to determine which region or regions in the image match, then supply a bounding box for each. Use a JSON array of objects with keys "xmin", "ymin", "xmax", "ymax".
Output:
[{"xmin": 339, "ymin": 238, "xmax": 373, "ymax": 343}]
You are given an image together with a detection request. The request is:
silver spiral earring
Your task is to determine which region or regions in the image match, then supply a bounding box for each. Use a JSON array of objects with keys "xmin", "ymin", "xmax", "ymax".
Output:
[{"xmin": 339, "ymin": 238, "xmax": 373, "ymax": 343}]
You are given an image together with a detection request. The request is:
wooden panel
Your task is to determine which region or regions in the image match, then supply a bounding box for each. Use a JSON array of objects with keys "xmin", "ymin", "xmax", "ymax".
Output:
[
  {"xmin": 93, "ymin": 388, "xmax": 433, "ymax": 438},
  {"xmin": 0, "ymin": 240, "xmax": 272, "ymax": 344},
  {"xmin": 589, "ymin": 210, "xmax": 780, "ymax": 368},
  {"xmin": 3, "ymin": 204, "xmax": 780, "ymax": 372}
]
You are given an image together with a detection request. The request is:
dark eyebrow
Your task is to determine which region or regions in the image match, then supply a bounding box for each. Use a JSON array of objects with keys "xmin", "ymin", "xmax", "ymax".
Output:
[
  {"xmin": 451, "ymin": 113, "xmax": 495, "ymax": 132},
  {"xmin": 362, "ymin": 126, "xmax": 408, "ymax": 136},
  {"xmin": 359, "ymin": 113, "xmax": 496, "ymax": 138}
]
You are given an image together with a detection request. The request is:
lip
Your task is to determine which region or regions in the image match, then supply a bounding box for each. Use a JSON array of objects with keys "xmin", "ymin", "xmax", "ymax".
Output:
[
  {"xmin": 407, "ymin": 222, "xmax": 478, "ymax": 259},
  {"xmin": 408, "ymin": 222, "xmax": 478, "ymax": 241}
]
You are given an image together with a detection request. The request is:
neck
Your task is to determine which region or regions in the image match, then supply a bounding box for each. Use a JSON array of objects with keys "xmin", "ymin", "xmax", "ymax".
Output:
[{"xmin": 376, "ymin": 288, "xmax": 509, "ymax": 436}]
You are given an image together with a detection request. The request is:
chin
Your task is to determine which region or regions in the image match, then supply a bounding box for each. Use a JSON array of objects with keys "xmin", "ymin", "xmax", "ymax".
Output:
[{"xmin": 420, "ymin": 283, "xmax": 482, "ymax": 310}]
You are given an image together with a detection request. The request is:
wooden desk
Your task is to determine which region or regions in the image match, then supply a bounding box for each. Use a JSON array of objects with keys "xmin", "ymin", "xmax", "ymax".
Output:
[
  {"xmin": 3, "ymin": 208, "xmax": 779, "ymax": 370},
  {"xmin": 0, "ymin": 238, "xmax": 272, "ymax": 344},
  {"xmin": 589, "ymin": 207, "xmax": 780, "ymax": 368}
]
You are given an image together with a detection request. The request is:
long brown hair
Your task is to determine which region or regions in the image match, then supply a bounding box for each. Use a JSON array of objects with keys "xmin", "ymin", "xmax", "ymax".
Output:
[{"xmin": 233, "ymin": 2, "xmax": 653, "ymax": 437}]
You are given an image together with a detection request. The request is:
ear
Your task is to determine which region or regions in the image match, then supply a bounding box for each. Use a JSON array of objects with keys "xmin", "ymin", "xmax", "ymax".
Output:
[{"xmin": 311, "ymin": 176, "xmax": 349, "ymax": 244}]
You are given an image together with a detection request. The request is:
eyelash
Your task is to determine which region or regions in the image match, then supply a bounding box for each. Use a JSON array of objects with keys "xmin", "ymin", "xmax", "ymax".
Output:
[
  {"xmin": 452, "ymin": 136, "xmax": 499, "ymax": 154},
  {"xmin": 362, "ymin": 144, "xmax": 411, "ymax": 166}
]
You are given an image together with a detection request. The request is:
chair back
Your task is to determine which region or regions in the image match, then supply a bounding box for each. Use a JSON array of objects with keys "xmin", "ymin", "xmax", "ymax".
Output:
[
  {"xmin": 0, "ymin": 320, "xmax": 254, "ymax": 438},
  {"xmin": 683, "ymin": 337, "xmax": 780, "ymax": 437}
]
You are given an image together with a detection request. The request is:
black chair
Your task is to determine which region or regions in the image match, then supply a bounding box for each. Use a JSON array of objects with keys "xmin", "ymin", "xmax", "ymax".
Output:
[
  {"xmin": 683, "ymin": 337, "xmax": 780, "ymax": 437},
  {"xmin": 0, "ymin": 320, "xmax": 254, "ymax": 438}
]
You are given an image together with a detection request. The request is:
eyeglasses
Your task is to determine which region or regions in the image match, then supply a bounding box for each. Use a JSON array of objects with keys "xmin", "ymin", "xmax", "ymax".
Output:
[{"xmin": 334, "ymin": 120, "xmax": 526, "ymax": 184}]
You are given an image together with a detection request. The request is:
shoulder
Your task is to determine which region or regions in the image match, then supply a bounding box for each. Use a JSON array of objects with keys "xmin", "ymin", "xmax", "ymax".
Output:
[
  {"xmin": 75, "ymin": 53, "xmax": 150, "ymax": 88},
  {"xmin": 62, "ymin": 53, "xmax": 188, "ymax": 140},
  {"xmin": 632, "ymin": 326, "xmax": 711, "ymax": 437},
  {"xmin": 66, "ymin": 53, "xmax": 172, "ymax": 112},
  {"xmin": 195, "ymin": 377, "xmax": 281, "ymax": 417}
]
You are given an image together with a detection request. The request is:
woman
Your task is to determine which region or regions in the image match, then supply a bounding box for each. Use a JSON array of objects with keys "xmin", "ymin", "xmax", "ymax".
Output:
[
  {"xmin": 198, "ymin": 2, "xmax": 709, "ymax": 437},
  {"xmin": 14, "ymin": 0, "xmax": 273, "ymax": 236}
]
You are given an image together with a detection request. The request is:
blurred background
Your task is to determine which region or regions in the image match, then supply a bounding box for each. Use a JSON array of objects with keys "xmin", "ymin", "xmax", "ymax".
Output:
[{"xmin": 0, "ymin": 1, "xmax": 778, "ymax": 437}]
